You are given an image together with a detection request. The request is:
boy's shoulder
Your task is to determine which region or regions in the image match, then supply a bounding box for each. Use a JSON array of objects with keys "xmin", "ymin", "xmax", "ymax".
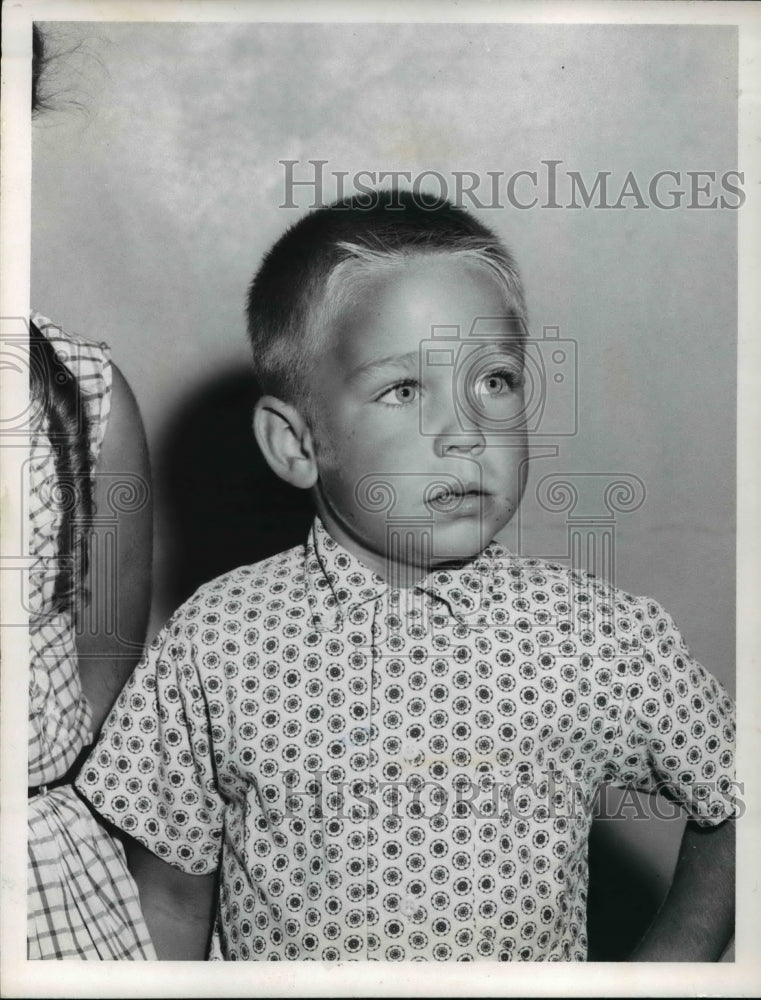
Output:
[
  {"xmin": 485, "ymin": 541, "xmax": 654, "ymax": 613},
  {"xmin": 165, "ymin": 541, "xmax": 308, "ymax": 623},
  {"xmin": 480, "ymin": 542, "xmax": 688, "ymax": 648}
]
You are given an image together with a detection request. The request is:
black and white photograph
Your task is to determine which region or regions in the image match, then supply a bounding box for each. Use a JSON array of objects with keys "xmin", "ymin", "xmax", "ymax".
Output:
[{"xmin": 1, "ymin": 1, "xmax": 758, "ymax": 996}]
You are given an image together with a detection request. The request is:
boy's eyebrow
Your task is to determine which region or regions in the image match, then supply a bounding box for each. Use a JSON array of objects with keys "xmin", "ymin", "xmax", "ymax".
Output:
[
  {"xmin": 349, "ymin": 338, "xmax": 525, "ymax": 384},
  {"xmin": 492, "ymin": 338, "xmax": 525, "ymax": 359},
  {"xmin": 348, "ymin": 350, "xmax": 421, "ymax": 383}
]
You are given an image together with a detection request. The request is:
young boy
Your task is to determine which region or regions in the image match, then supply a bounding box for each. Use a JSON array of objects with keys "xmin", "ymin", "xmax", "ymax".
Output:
[{"xmin": 76, "ymin": 190, "xmax": 736, "ymax": 962}]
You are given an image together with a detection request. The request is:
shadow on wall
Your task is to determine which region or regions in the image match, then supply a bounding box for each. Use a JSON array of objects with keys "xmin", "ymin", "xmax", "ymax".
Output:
[
  {"xmin": 158, "ymin": 367, "xmax": 314, "ymax": 614},
  {"xmin": 157, "ymin": 368, "xmax": 665, "ymax": 960}
]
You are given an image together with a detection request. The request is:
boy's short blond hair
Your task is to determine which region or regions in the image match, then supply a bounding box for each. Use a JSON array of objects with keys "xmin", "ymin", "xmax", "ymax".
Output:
[{"xmin": 246, "ymin": 189, "xmax": 527, "ymax": 412}]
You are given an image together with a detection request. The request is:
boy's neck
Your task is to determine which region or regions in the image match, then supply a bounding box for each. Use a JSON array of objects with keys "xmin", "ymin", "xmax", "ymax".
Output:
[{"xmin": 314, "ymin": 508, "xmax": 479, "ymax": 590}]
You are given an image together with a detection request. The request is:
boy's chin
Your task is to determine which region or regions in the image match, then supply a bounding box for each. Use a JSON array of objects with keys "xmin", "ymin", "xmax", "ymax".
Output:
[
  {"xmin": 432, "ymin": 517, "xmax": 494, "ymax": 558},
  {"xmin": 385, "ymin": 522, "xmax": 492, "ymax": 577}
]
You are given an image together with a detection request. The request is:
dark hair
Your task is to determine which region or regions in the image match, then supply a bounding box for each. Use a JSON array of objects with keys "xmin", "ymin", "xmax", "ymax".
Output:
[
  {"xmin": 32, "ymin": 24, "xmax": 47, "ymax": 114},
  {"xmin": 246, "ymin": 188, "xmax": 526, "ymax": 410},
  {"xmin": 29, "ymin": 321, "xmax": 94, "ymax": 615}
]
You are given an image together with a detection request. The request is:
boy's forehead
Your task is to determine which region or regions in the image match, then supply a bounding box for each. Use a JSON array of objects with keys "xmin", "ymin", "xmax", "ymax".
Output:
[
  {"xmin": 456, "ymin": 314, "xmax": 526, "ymax": 340},
  {"xmin": 326, "ymin": 255, "xmax": 520, "ymax": 352}
]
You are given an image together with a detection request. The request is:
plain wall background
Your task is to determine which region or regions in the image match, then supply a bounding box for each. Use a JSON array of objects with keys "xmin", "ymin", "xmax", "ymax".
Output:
[{"xmin": 31, "ymin": 21, "xmax": 737, "ymax": 959}]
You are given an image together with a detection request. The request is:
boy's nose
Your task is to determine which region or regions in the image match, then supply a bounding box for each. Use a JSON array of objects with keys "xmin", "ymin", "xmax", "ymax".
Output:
[{"xmin": 435, "ymin": 429, "xmax": 486, "ymax": 457}]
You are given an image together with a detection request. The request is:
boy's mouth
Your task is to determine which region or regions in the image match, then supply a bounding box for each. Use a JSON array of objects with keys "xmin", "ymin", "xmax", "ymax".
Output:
[{"xmin": 426, "ymin": 482, "xmax": 487, "ymax": 511}]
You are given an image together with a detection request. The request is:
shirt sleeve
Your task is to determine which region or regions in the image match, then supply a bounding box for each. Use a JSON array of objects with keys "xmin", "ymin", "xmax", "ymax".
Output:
[
  {"xmin": 75, "ymin": 596, "xmax": 225, "ymax": 874},
  {"xmin": 609, "ymin": 597, "xmax": 737, "ymax": 827}
]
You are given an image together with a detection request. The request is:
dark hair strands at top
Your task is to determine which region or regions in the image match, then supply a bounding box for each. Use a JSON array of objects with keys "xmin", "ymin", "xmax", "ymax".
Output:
[
  {"xmin": 31, "ymin": 22, "xmax": 68, "ymax": 117},
  {"xmin": 32, "ymin": 23, "xmax": 46, "ymax": 114},
  {"xmin": 31, "ymin": 21, "xmax": 102, "ymax": 121}
]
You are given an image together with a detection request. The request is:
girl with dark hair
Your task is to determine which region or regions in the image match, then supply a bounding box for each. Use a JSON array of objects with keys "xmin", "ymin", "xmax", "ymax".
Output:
[{"xmin": 27, "ymin": 26, "xmax": 155, "ymax": 959}]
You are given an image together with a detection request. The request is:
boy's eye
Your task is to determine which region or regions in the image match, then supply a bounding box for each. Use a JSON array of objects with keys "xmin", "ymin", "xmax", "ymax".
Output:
[
  {"xmin": 377, "ymin": 381, "xmax": 419, "ymax": 406},
  {"xmin": 476, "ymin": 368, "xmax": 523, "ymax": 397}
]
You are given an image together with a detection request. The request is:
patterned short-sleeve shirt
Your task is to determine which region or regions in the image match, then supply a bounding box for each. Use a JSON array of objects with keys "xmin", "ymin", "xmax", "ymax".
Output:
[{"xmin": 77, "ymin": 518, "xmax": 736, "ymax": 961}]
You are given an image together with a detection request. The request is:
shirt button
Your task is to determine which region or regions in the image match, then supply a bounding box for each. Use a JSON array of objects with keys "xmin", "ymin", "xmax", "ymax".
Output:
[{"xmin": 401, "ymin": 896, "xmax": 422, "ymax": 918}]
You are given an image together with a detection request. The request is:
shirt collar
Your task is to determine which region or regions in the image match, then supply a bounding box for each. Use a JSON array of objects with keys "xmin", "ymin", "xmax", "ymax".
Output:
[
  {"xmin": 304, "ymin": 519, "xmax": 388, "ymax": 631},
  {"xmin": 304, "ymin": 517, "xmax": 511, "ymax": 631}
]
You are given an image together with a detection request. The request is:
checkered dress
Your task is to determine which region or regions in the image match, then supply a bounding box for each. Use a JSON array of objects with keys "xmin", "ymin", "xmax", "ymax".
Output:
[{"xmin": 27, "ymin": 315, "xmax": 155, "ymax": 959}]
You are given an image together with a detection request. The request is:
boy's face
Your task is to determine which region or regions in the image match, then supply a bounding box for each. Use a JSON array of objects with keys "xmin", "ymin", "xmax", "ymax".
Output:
[{"xmin": 309, "ymin": 254, "xmax": 528, "ymax": 582}]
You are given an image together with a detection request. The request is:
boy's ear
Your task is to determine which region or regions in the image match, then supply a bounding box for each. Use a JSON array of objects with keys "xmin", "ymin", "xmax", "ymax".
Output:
[{"xmin": 253, "ymin": 395, "xmax": 318, "ymax": 490}]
